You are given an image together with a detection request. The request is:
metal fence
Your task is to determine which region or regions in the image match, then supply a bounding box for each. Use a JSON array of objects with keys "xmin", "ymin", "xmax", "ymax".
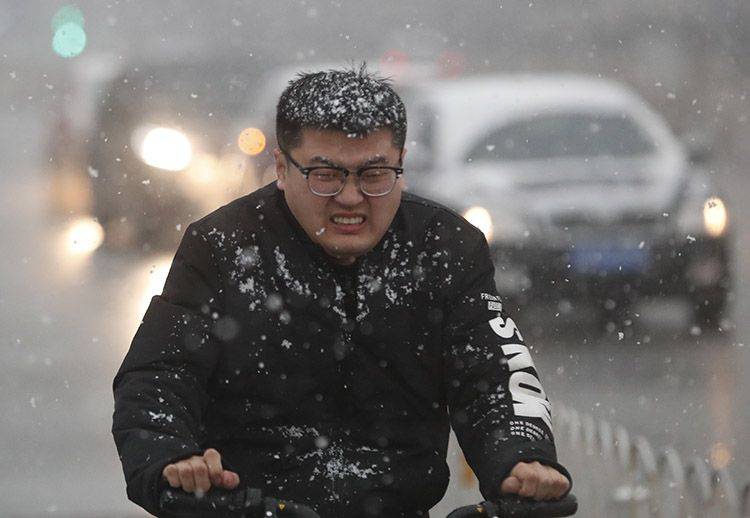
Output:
[{"xmin": 553, "ymin": 403, "xmax": 750, "ymax": 517}]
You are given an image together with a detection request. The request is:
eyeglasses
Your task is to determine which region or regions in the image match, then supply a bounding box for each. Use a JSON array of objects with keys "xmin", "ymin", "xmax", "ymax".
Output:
[{"xmin": 280, "ymin": 147, "xmax": 403, "ymax": 197}]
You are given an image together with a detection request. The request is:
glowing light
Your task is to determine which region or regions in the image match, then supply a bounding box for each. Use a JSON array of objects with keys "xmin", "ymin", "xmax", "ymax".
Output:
[
  {"xmin": 138, "ymin": 127, "xmax": 193, "ymax": 171},
  {"xmin": 64, "ymin": 217, "xmax": 104, "ymax": 255},
  {"xmin": 463, "ymin": 206, "xmax": 494, "ymax": 242},
  {"xmin": 238, "ymin": 127, "xmax": 266, "ymax": 156},
  {"xmin": 52, "ymin": 22, "xmax": 87, "ymax": 58},
  {"xmin": 703, "ymin": 197, "xmax": 727, "ymax": 237}
]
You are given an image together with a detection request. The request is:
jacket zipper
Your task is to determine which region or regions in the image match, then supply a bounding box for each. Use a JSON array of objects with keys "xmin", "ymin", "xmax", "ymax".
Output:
[{"xmin": 336, "ymin": 266, "xmax": 359, "ymax": 417}]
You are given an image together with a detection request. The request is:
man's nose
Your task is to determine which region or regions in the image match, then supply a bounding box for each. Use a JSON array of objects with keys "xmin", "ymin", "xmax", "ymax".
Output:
[{"xmin": 334, "ymin": 174, "xmax": 365, "ymax": 206}]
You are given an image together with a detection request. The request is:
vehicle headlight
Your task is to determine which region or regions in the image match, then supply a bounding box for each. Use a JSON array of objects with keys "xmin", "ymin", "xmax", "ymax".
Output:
[
  {"xmin": 463, "ymin": 206, "xmax": 494, "ymax": 241},
  {"xmin": 677, "ymin": 194, "xmax": 728, "ymax": 238},
  {"xmin": 703, "ymin": 197, "xmax": 728, "ymax": 237},
  {"xmin": 63, "ymin": 217, "xmax": 104, "ymax": 255},
  {"xmin": 134, "ymin": 126, "xmax": 193, "ymax": 171}
]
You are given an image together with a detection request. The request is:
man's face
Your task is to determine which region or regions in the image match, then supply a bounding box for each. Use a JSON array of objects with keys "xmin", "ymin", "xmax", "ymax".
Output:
[{"xmin": 275, "ymin": 128, "xmax": 404, "ymax": 265}]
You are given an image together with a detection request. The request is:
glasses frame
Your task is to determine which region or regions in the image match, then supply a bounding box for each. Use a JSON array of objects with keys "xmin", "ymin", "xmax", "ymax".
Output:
[{"xmin": 280, "ymin": 147, "xmax": 404, "ymax": 197}]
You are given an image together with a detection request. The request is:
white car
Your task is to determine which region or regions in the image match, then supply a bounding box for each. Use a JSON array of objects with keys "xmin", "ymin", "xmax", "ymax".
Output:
[{"xmin": 403, "ymin": 74, "xmax": 731, "ymax": 328}]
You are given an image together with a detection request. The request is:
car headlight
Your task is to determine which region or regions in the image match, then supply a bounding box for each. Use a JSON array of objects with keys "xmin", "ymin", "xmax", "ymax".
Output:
[
  {"xmin": 677, "ymin": 194, "xmax": 728, "ymax": 238},
  {"xmin": 703, "ymin": 197, "xmax": 728, "ymax": 237},
  {"xmin": 462, "ymin": 205, "xmax": 531, "ymax": 243},
  {"xmin": 133, "ymin": 125, "xmax": 193, "ymax": 171},
  {"xmin": 463, "ymin": 206, "xmax": 494, "ymax": 241},
  {"xmin": 63, "ymin": 217, "xmax": 104, "ymax": 255}
]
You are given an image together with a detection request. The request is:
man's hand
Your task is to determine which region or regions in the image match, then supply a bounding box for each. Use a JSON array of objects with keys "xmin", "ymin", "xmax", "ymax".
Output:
[
  {"xmin": 162, "ymin": 448, "xmax": 240, "ymax": 494},
  {"xmin": 500, "ymin": 461, "xmax": 570, "ymax": 500}
]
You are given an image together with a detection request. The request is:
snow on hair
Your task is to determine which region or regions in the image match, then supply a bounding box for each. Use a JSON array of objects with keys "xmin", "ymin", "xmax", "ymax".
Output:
[{"xmin": 276, "ymin": 63, "xmax": 407, "ymax": 149}]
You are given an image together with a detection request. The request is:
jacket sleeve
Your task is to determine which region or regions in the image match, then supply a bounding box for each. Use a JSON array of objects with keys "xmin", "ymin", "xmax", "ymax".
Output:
[
  {"xmin": 443, "ymin": 234, "xmax": 571, "ymax": 501},
  {"xmin": 112, "ymin": 223, "xmax": 224, "ymax": 516}
]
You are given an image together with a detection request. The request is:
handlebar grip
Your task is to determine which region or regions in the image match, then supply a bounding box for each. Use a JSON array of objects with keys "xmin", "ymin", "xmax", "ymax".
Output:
[
  {"xmin": 160, "ymin": 487, "xmax": 262, "ymax": 516},
  {"xmin": 159, "ymin": 487, "xmax": 320, "ymax": 517},
  {"xmin": 446, "ymin": 494, "xmax": 578, "ymax": 518},
  {"xmin": 495, "ymin": 494, "xmax": 578, "ymax": 517}
]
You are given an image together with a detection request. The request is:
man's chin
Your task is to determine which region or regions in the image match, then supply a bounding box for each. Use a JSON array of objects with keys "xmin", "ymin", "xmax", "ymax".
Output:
[{"xmin": 323, "ymin": 241, "xmax": 371, "ymax": 265}]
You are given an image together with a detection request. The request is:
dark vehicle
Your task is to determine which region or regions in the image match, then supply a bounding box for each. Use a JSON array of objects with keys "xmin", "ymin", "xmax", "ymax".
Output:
[
  {"xmin": 89, "ymin": 58, "xmax": 265, "ymax": 250},
  {"xmin": 404, "ymin": 74, "xmax": 732, "ymax": 329}
]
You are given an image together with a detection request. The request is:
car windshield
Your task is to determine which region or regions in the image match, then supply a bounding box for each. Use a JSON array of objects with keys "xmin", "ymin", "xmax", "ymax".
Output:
[{"xmin": 465, "ymin": 112, "xmax": 656, "ymax": 162}]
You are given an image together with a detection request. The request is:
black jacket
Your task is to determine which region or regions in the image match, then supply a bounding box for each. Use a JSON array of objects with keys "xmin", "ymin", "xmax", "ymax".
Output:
[{"xmin": 112, "ymin": 183, "xmax": 570, "ymax": 517}]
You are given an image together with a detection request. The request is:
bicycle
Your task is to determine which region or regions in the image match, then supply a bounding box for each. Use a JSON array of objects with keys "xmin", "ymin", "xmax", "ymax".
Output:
[{"xmin": 159, "ymin": 487, "xmax": 578, "ymax": 517}]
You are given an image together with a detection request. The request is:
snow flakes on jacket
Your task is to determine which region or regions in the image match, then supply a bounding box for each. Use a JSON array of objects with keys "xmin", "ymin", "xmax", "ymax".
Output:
[{"xmin": 112, "ymin": 183, "xmax": 569, "ymax": 518}]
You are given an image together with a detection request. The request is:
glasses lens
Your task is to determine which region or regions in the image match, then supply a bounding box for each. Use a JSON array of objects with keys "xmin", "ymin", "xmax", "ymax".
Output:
[
  {"xmin": 308, "ymin": 168, "xmax": 345, "ymax": 195},
  {"xmin": 360, "ymin": 168, "xmax": 397, "ymax": 196}
]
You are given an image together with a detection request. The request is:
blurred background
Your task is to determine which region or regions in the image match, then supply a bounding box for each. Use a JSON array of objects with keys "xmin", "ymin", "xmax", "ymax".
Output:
[{"xmin": 1, "ymin": 1, "xmax": 748, "ymax": 516}]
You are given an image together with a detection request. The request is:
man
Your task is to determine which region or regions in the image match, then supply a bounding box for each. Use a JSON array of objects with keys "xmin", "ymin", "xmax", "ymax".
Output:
[{"xmin": 113, "ymin": 66, "xmax": 571, "ymax": 517}]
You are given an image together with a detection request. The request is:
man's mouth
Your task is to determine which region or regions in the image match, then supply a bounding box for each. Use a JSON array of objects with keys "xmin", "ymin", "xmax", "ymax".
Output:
[
  {"xmin": 331, "ymin": 216, "xmax": 365, "ymax": 225},
  {"xmin": 329, "ymin": 215, "xmax": 367, "ymax": 233}
]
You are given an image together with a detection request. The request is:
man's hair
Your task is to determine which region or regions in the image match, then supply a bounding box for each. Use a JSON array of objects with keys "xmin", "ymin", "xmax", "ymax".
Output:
[{"xmin": 276, "ymin": 64, "xmax": 407, "ymax": 150}]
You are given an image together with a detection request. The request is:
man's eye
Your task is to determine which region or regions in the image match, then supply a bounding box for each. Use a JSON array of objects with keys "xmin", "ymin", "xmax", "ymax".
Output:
[
  {"xmin": 311, "ymin": 169, "xmax": 340, "ymax": 181},
  {"xmin": 362, "ymin": 169, "xmax": 387, "ymax": 178}
]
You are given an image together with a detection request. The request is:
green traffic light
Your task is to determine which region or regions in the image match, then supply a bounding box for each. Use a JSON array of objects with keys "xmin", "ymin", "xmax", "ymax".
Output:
[{"xmin": 52, "ymin": 22, "xmax": 87, "ymax": 58}]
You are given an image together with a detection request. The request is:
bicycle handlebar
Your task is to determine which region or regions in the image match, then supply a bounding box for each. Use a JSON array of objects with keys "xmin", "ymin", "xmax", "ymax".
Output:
[
  {"xmin": 159, "ymin": 487, "xmax": 320, "ymax": 517},
  {"xmin": 160, "ymin": 487, "xmax": 577, "ymax": 518},
  {"xmin": 446, "ymin": 494, "xmax": 578, "ymax": 518}
]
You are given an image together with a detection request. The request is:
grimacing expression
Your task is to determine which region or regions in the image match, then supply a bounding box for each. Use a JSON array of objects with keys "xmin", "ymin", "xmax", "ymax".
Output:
[{"xmin": 275, "ymin": 128, "xmax": 405, "ymax": 265}]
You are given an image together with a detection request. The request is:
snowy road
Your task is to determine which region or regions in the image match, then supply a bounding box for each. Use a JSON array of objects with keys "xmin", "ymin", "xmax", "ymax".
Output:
[{"xmin": 1, "ymin": 114, "xmax": 748, "ymax": 517}]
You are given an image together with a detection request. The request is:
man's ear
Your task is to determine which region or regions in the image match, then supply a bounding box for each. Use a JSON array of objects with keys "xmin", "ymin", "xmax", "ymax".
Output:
[{"xmin": 274, "ymin": 148, "xmax": 287, "ymax": 190}]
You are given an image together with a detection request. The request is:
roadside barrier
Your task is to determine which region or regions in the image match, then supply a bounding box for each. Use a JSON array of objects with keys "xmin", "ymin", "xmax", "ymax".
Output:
[{"xmin": 553, "ymin": 403, "xmax": 749, "ymax": 517}]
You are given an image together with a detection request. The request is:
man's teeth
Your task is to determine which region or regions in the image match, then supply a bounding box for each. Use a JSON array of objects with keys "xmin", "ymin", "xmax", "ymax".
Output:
[{"xmin": 332, "ymin": 216, "xmax": 364, "ymax": 225}]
